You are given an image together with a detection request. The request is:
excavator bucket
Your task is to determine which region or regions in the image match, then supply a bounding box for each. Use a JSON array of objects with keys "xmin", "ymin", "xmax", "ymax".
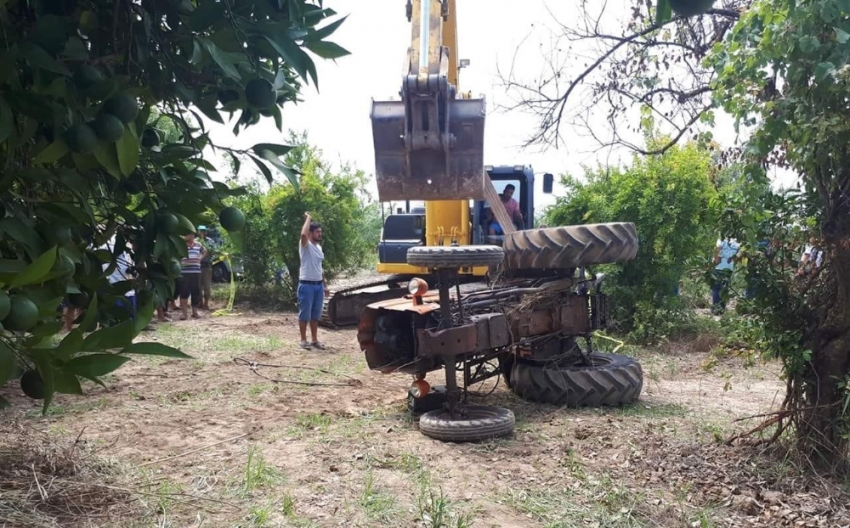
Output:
[{"xmin": 371, "ymin": 97, "xmax": 486, "ymax": 202}]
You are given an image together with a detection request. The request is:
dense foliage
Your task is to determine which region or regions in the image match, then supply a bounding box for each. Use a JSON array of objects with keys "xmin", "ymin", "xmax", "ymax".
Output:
[
  {"xmin": 0, "ymin": 0, "xmax": 348, "ymax": 411},
  {"xmin": 230, "ymin": 132, "xmax": 382, "ymax": 297},
  {"xmin": 704, "ymin": 0, "xmax": 850, "ymax": 460},
  {"xmin": 546, "ymin": 133, "xmax": 719, "ymax": 341}
]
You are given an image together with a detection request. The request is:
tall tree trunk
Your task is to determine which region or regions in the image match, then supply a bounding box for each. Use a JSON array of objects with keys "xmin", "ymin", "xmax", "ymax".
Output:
[{"xmin": 799, "ymin": 234, "xmax": 850, "ymax": 463}]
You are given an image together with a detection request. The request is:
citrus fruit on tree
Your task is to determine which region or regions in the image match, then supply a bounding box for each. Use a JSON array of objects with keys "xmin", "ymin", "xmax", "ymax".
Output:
[
  {"xmin": 157, "ymin": 213, "xmax": 179, "ymax": 234},
  {"xmin": 0, "ymin": 291, "xmax": 9, "ymax": 321},
  {"xmin": 73, "ymin": 64, "xmax": 104, "ymax": 90},
  {"xmin": 219, "ymin": 206, "xmax": 246, "ymax": 232},
  {"xmin": 669, "ymin": 0, "xmax": 715, "ymax": 17},
  {"xmin": 103, "ymin": 93, "xmax": 139, "ymax": 124},
  {"xmin": 169, "ymin": 259, "xmax": 182, "ymax": 276},
  {"xmin": 92, "ymin": 113, "xmax": 125, "ymax": 142},
  {"xmin": 64, "ymin": 124, "xmax": 98, "ymax": 153},
  {"xmin": 20, "ymin": 369, "xmax": 45, "ymax": 400},
  {"xmin": 245, "ymin": 79, "xmax": 276, "ymax": 109},
  {"xmin": 4, "ymin": 295, "xmax": 39, "ymax": 331}
]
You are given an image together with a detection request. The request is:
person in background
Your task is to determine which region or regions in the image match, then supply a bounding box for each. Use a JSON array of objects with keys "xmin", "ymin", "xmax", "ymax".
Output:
[
  {"xmin": 101, "ymin": 237, "xmax": 137, "ymax": 319},
  {"xmin": 483, "ymin": 206, "xmax": 504, "ymax": 237},
  {"xmin": 500, "ymin": 184, "xmax": 525, "ymax": 229},
  {"xmin": 298, "ymin": 212, "xmax": 327, "ymax": 350},
  {"xmin": 197, "ymin": 225, "xmax": 215, "ymax": 310},
  {"xmin": 711, "ymin": 237, "xmax": 740, "ymax": 314},
  {"xmin": 177, "ymin": 231, "xmax": 206, "ymax": 320},
  {"xmin": 797, "ymin": 237, "xmax": 823, "ymax": 277}
]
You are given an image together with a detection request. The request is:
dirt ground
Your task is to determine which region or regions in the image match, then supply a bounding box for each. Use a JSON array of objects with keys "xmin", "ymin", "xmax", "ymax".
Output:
[{"xmin": 2, "ymin": 306, "xmax": 850, "ymax": 528}]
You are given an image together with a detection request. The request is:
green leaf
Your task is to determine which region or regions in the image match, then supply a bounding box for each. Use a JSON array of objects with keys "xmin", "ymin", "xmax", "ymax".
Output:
[
  {"xmin": 249, "ymin": 155, "xmax": 274, "ymax": 185},
  {"xmin": 255, "ymin": 148, "xmax": 300, "ymax": 189},
  {"xmin": 30, "ymin": 351, "xmax": 55, "ymax": 414},
  {"xmin": 77, "ymin": 294, "xmax": 99, "ymax": 333},
  {"xmin": 116, "ymin": 124, "xmax": 140, "ymax": 176},
  {"xmin": 229, "ymin": 152, "xmax": 241, "ymax": 176},
  {"xmin": 655, "ymin": 0, "xmax": 672, "ymax": 25},
  {"xmin": 153, "ymin": 232, "xmax": 168, "ymax": 259},
  {"xmin": 134, "ymin": 294, "xmax": 154, "ymax": 335},
  {"xmin": 93, "ymin": 142, "xmax": 122, "ymax": 178},
  {"xmin": 20, "ymin": 43, "xmax": 70, "ymax": 75},
  {"xmin": 82, "ymin": 319, "xmax": 135, "ymax": 351},
  {"xmin": 55, "ymin": 329, "xmax": 84, "ymax": 360},
  {"xmin": 836, "ymin": 28, "xmax": 850, "ymax": 44},
  {"xmin": 304, "ymin": 16, "xmax": 348, "ymax": 42},
  {"xmin": 0, "ymin": 96, "xmax": 14, "ymax": 144},
  {"xmin": 304, "ymin": 40, "xmax": 349, "ymax": 60},
  {"xmin": 33, "ymin": 140, "xmax": 69, "ymax": 165},
  {"xmin": 53, "ymin": 368, "xmax": 83, "ymax": 395},
  {"xmin": 64, "ymin": 353, "xmax": 131, "ymax": 378},
  {"xmin": 31, "ymin": 320, "xmax": 64, "ymax": 338},
  {"xmin": 197, "ymin": 37, "xmax": 242, "ymax": 80},
  {"xmin": 0, "ymin": 396, "xmax": 9, "ymax": 409},
  {"xmin": 0, "ymin": 341, "xmax": 14, "ymax": 386},
  {"xmin": 272, "ymin": 104, "xmax": 282, "ymax": 131},
  {"xmin": 251, "ymin": 144, "xmax": 293, "ymax": 157},
  {"xmin": 798, "ymin": 35, "xmax": 819, "ymax": 53},
  {"xmin": 11, "ymin": 247, "xmax": 57, "ymax": 287},
  {"xmin": 195, "ymin": 96, "xmax": 224, "ymax": 124},
  {"xmin": 120, "ymin": 342, "xmax": 192, "ymax": 359},
  {"xmin": 815, "ymin": 62, "xmax": 835, "ymax": 82},
  {"xmin": 264, "ymin": 33, "xmax": 313, "ymax": 85}
]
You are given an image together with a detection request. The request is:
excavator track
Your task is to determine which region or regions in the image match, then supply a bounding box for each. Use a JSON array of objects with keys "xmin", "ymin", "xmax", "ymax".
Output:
[{"xmin": 320, "ymin": 275, "xmax": 412, "ymax": 329}]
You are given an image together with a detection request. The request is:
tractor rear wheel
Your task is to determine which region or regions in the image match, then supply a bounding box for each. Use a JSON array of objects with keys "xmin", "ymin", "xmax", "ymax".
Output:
[
  {"xmin": 510, "ymin": 353, "xmax": 643, "ymax": 407},
  {"xmin": 503, "ymin": 223, "xmax": 638, "ymax": 270}
]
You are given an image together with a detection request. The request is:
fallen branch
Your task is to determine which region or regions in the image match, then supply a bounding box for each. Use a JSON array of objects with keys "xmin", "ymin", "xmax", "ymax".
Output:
[
  {"xmin": 233, "ymin": 357, "xmax": 362, "ymax": 387},
  {"xmin": 137, "ymin": 432, "xmax": 252, "ymax": 468}
]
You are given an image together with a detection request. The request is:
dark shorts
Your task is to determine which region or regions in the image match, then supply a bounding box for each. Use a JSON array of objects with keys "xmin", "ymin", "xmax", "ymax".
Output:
[
  {"xmin": 176, "ymin": 273, "xmax": 201, "ymax": 307},
  {"xmin": 297, "ymin": 282, "xmax": 324, "ymax": 322}
]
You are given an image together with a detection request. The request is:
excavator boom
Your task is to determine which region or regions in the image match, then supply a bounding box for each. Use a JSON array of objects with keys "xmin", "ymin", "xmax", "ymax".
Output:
[{"xmin": 371, "ymin": 0, "xmax": 486, "ymax": 201}]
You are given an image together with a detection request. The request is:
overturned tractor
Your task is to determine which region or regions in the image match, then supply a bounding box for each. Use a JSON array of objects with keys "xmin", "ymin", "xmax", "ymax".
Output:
[{"xmin": 357, "ymin": 222, "xmax": 643, "ymax": 442}]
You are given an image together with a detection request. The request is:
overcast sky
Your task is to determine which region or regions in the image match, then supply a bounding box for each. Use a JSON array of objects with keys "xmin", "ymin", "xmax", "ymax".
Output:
[{"xmin": 205, "ymin": 0, "xmax": 797, "ymax": 211}]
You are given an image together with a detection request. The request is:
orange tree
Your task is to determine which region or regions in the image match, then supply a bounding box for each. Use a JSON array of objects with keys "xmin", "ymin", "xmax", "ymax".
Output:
[{"xmin": 0, "ymin": 0, "xmax": 348, "ymax": 411}]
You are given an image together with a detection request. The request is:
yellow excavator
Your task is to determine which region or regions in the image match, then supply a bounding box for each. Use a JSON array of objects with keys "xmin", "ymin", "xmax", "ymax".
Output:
[{"xmin": 322, "ymin": 0, "xmax": 553, "ymax": 327}]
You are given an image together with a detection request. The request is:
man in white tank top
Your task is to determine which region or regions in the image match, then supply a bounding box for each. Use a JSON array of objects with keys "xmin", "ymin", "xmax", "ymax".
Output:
[{"xmin": 298, "ymin": 212, "xmax": 326, "ymax": 350}]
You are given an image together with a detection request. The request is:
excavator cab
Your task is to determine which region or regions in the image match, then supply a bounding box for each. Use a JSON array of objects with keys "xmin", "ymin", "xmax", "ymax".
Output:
[
  {"xmin": 473, "ymin": 166, "xmax": 552, "ymax": 245},
  {"xmin": 371, "ymin": 0, "xmax": 486, "ymax": 202}
]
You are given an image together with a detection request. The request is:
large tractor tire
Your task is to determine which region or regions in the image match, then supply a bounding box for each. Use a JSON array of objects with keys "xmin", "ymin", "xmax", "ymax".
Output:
[
  {"xmin": 510, "ymin": 353, "xmax": 643, "ymax": 407},
  {"xmin": 503, "ymin": 223, "xmax": 638, "ymax": 270},
  {"xmin": 418, "ymin": 405, "xmax": 515, "ymax": 442},
  {"xmin": 407, "ymin": 245, "xmax": 504, "ymax": 269}
]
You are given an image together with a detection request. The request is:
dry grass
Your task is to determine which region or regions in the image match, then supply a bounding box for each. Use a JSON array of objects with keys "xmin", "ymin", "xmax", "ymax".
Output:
[{"xmin": 0, "ymin": 421, "xmax": 140, "ymax": 527}]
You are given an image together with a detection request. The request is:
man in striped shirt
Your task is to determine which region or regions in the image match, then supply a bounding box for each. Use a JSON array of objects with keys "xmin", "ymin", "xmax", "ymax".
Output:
[{"xmin": 178, "ymin": 232, "xmax": 206, "ymax": 320}]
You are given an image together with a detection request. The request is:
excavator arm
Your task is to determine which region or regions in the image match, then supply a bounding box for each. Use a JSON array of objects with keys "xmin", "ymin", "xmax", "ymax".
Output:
[{"xmin": 371, "ymin": 0, "xmax": 486, "ymax": 202}]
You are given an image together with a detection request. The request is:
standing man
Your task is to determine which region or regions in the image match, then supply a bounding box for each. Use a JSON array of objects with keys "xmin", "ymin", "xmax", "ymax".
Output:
[
  {"xmin": 298, "ymin": 212, "xmax": 327, "ymax": 350},
  {"xmin": 500, "ymin": 184, "xmax": 525, "ymax": 229},
  {"xmin": 711, "ymin": 237, "xmax": 739, "ymax": 314},
  {"xmin": 177, "ymin": 231, "xmax": 206, "ymax": 320},
  {"xmin": 198, "ymin": 225, "xmax": 215, "ymax": 310}
]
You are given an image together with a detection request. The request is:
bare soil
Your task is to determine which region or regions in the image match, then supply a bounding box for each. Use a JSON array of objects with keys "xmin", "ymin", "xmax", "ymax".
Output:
[{"xmin": 2, "ymin": 306, "xmax": 849, "ymax": 528}]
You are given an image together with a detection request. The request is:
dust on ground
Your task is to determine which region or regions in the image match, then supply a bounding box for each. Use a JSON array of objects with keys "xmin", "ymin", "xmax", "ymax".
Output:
[{"xmin": 2, "ymin": 307, "xmax": 849, "ymax": 528}]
